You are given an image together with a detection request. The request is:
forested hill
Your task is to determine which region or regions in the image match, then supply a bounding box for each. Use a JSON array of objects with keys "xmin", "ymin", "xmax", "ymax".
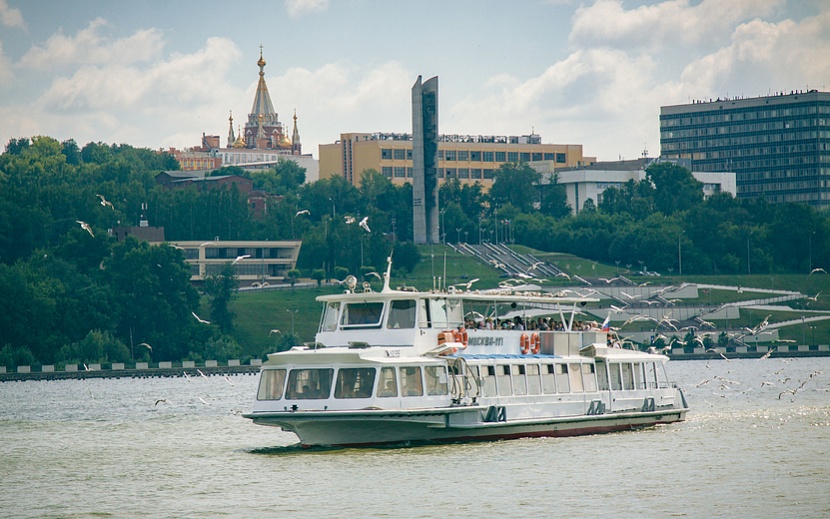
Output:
[{"xmin": 1, "ymin": 136, "xmax": 828, "ymax": 367}]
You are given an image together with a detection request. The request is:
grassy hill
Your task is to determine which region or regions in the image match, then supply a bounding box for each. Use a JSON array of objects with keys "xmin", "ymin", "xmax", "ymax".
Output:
[{"xmin": 228, "ymin": 245, "xmax": 830, "ymax": 357}]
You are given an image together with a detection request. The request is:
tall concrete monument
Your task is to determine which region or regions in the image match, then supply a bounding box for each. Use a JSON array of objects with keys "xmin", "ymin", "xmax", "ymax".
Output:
[{"xmin": 412, "ymin": 75, "xmax": 439, "ymax": 244}]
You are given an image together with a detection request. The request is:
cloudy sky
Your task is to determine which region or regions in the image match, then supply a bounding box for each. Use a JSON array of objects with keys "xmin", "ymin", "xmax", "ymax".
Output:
[{"xmin": 1, "ymin": 0, "xmax": 828, "ymax": 161}]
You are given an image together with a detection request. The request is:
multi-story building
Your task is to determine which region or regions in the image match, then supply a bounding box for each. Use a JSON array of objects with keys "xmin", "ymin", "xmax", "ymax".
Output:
[
  {"xmin": 660, "ymin": 90, "xmax": 830, "ymax": 206},
  {"xmin": 319, "ymin": 132, "xmax": 592, "ymax": 187},
  {"xmin": 534, "ymin": 157, "xmax": 736, "ymax": 214}
]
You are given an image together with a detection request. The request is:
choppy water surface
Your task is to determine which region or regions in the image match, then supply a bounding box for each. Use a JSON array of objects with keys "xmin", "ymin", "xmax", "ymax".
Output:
[{"xmin": 2, "ymin": 358, "xmax": 829, "ymax": 518}]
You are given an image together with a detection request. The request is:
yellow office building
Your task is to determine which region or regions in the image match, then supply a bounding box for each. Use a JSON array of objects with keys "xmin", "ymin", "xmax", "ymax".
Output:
[{"xmin": 319, "ymin": 132, "xmax": 592, "ymax": 186}]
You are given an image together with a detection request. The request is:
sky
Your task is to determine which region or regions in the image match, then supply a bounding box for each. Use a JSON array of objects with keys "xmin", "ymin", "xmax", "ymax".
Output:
[{"xmin": 1, "ymin": 0, "xmax": 828, "ymax": 162}]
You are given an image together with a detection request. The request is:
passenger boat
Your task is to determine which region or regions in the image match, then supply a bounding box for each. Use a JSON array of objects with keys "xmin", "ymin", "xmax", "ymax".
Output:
[{"xmin": 244, "ymin": 259, "xmax": 689, "ymax": 447}]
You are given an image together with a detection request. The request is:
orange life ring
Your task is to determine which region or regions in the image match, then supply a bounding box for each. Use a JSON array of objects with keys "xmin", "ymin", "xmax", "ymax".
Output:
[
  {"xmin": 452, "ymin": 327, "xmax": 469, "ymax": 348},
  {"xmin": 520, "ymin": 333, "xmax": 530, "ymax": 354},
  {"xmin": 530, "ymin": 332, "xmax": 541, "ymax": 354}
]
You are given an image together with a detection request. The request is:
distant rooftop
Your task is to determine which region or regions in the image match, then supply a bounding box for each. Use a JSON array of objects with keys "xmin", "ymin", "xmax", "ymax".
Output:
[{"xmin": 343, "ymin": 132, "xmax": 543, "ymax": 145}]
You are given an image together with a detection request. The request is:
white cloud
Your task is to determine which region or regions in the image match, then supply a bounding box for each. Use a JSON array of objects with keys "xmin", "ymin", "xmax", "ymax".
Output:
[
  {"xmin": 285, "ymin": 0, "xmax": 330, "ymax": 18},
  {"xmin": 445, "ymin": 48, "xmax": 663, "ymax": 159},
  {"xmin": 20, "ymin": 18, "xmax": 165, "ymax": 70},
  {"xmin": 570, "ymin": 0, "xmax": 783, "ymax": 50},
  {"xmin": 38, "ymin": 37, "xmax": 241, "ymax": 111},
  {"xmin": 675, "ymin": 11, "xmax": 830, "ymax": 100},
  {"xmin": 0, "ymin": 0, "xmax": 24, "ymax": 29},
  {"xmin": 0, "ymin": 41, "xmax": 12, "ymax": 84},
  {"xmin": 268, "ymin": 61, "xmax": 413, "ymax": 140}
]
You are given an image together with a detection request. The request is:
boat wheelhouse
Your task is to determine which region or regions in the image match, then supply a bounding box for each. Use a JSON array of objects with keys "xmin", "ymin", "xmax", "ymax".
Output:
[{"xmin": 244, "ymin": 263, "xmax": 689, "ymax": 447}]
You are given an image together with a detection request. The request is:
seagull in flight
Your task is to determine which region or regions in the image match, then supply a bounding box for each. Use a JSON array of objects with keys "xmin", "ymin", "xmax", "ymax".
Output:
[
  {"xmin": 809, "ymin": 267, "xmax": 826, "ymax": 275},
  {"xmin": 555, "ymin": 272, "xmax": 571, "ymax": 280},
  {"xmin": 344, "ymin": 215, "xmax": 355, "ymax": 224},
  {"xmin": 359, "ymin": 216, "xmax": 371, "ymax": 233},
  {"xmin": 154, "ymin": 398, "xmax": 170, "ymax": 406},
  {"xmin": 96, "ymin": 194, "xmax": 114, "ymax": 209},
  {"xmin": 529, "ymin": 261, "xmax": 545, "ymax": 270},
  {"xmin": 76, "ymin": 220, "xmax": 94, "ymax": 237},
  {"xmin": 599, "ymin": 277, "xmax": 619, "ymax": 284},
  {"xmin": 138, "ymin": 342, "xmax": 152, "ymax": 352},
  {"xmin": 269, "ymin": 329, "xmax": 281, "ymax": 336},
  {"xmin": 295, "ymin": 209, "xmax": 310, "ymax": 217},
  {"xmin": 232, "ymin": 254, "xmax": 251, "ymax": 264},
  {"xmin": 192, "ymin": 311, "xmax": 211, "ymax": 324}
]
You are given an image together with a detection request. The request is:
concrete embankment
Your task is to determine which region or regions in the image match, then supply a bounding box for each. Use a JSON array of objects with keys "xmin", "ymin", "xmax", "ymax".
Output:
[{"xmin": 0, "ymin": 360, "xmax": 262, "ymax": 382}]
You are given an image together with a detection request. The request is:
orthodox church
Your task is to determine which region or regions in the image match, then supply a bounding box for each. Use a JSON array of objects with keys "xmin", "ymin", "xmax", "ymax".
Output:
[{"xmin": 223, "ymin": 47, "xmax": 302, "ymax": 154}]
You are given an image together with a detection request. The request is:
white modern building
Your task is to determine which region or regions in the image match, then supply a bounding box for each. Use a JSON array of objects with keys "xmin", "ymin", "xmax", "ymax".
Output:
[{"xmin": 531, "ymin": 157, "xmax": 737, "ymax": 214}]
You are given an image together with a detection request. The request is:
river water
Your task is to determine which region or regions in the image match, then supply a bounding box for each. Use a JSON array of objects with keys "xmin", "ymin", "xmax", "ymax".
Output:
[{"xmin": 1, "ymin": 357, "xmax": 829, "ymax": 518}]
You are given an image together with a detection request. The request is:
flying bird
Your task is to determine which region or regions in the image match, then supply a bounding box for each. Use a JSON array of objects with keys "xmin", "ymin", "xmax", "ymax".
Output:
[
  {"xmin": 269, "ymin": 329, "xmax": 281, "ymax": 336},
  {"xmin": 76, "ymin": 220, "xmax": 94, "ymax": 237},
  {"xmin": 295, "ymin": 209, "xmax": 310, "ymax": 217},
  {"xmin": 96, "ymin": 194, "xmax": 114, "ymax": 208},
  {"xmin": 192, "ymin": 311, "xmax": 211, "ymax": 324},
  {"xmin": 359, "ymin": 216, "xmax": 371, "ymax": 233},
  {"xmin": 599, "ymin": 277, "xmax": 619, "ymax": 284},
  {"xmin": 232, "ymin": 254, "xmax": 251, "ymax": 264},
  {"xmin": 344, "ymin": 216, "xmax": 355, "ymax": 224},
  {"xmin": 555, "ymin": 272, "xmax": 571, "ymax": 280},
  {"xmin": 138, "ymin": 342, "xmax": 152, "ymax": 352},
  {"xmin": 154, "ymin": 398, "xmax": 170, "ymax": 406},
  {"xmin": 809, "ymin": 267, "xmax": 826, "ymax": 275}
]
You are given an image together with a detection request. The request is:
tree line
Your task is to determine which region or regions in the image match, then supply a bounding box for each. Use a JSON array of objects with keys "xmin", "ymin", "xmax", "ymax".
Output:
[{"xmin": 1, "ymin": 135, "xmax": 828, "ymax": 366}]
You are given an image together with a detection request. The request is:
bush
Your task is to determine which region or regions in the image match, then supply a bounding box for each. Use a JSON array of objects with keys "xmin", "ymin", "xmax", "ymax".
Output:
[{"xmin": 0, "ymin": 344, "xmax": 37, "ymax": 367}]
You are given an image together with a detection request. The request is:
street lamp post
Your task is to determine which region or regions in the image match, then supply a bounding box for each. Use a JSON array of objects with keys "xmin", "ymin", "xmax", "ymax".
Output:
[
  {"xmin": 456, "ymin": 228, "xmax": 461, "ymax": 244},
  {"xmin": 286, "ymin": 309, "xmax": 298, "ymax": 335}
]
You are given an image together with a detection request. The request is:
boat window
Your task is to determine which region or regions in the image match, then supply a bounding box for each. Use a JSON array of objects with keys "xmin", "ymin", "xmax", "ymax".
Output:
[
  {"xmin": 377, "ymin": 367, "xmax": 398, "ymax": 397},
  {"xmin": 555, "ymin": 364, "xmax": 570, "ymax": 393},
  {"xmin": 655, "ymin": 362, "xmax": 669, "ymax": 388},
  {"xmin": 401, "ymin": 366, "xmax": 423, "ymax": 396},
  {"xmin": 645, "ymin": 362, "xmax": 658, "ymax": 389},
  {"xmin": 610, "ymin": 363, "xmax": 622, "ymax": 391},
  {"xmin": 569, "ymin": 363, "xmax": 584, "ymax": 393},
  {"xmin": 482, "ymin": 365, "xmax": 498, "ymax": 397},
  {"xmin": 621, "ymin": 363, "xmax": 634, "ymax": 390},
  {"xmin": 446, "ymin": 299, "xmax": 464, "ymax": 327},
  {"xmin": 417, "ymin": 299, "xmax": 430, "ymax": 328},
  {"xmin": 633, "ymin": 363, "xmax": 645, "ymax": 389},
  {"xmin": 387, "ymin": 299, "xmax": 416, "ymax": 329},
  {"xmin": 526, "ymin": 364, "xmax": 541, "ymax": 395},
  {"xmin": 335, "ymin": 368, "xmax": 376, "ymax": 399},
  {"xmin": 320, "ymin": 302, "xmax": 340, "ymax": 332},
  {"xmin": 595, "ymin": 361, "xmax": 610, "ymax": 391},
  {"xmin": 286, "ymin": 368, "xmax": 334, "ymax": 400},
  {"xmin": 257, "ymin": 369, "xmax": 286, "ymax": 400},
  {"xmin": 511, "ymin": 365, "xmax": 527, "ymax": 395},
  {"xmin": 497, "ymin": 365, "xmax": 512, "ymax": 396},
  {"xmin": 340, "ymin": 302, "xmax": 383, "ymax": 328},
  {"xmin": 429, "ymin": 299, "xmax": 448, "ymax": 329},
  {"xmin": 542, "ymin": 364, "xmax": 556, "ymax": 394},
  {"xmin": 425, "ymin": 366, "xmax": 448, "ymax": 395},
  {"xmin": 582, "ymin": 364, "xmax": 597, "ymax": 392}
]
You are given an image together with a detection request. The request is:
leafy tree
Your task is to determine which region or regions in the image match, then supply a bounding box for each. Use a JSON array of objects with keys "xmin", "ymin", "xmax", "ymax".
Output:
[
  {"xmin": 645, "ymin": 162, "xmax": 704, "ymax": 216},
  {"xmin": 393, "ymin": 241, "xmax": 421, "ymax": 273},
  {"xmin": 311, "ymin": 268, "xmax": 326, "ymax": 286},
  {"xmin": 286, "ymin": 268, "xmax": 301, "ymax": 289},
  {"xmin": 489, "ymin": 163, "xmax": 541, "ymax": 213},
  {"xmin": 202, "ymin": 262, "xmax": 238, "ymax": 333}
]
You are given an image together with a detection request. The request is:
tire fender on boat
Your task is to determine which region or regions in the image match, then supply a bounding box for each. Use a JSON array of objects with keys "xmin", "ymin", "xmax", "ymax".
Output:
[
  {"xmin": 520, "ymin": 333, "xmax": 530, "ymax": 354},
  {"xmin": 530, "ymin": 332, "xmax": 541, "ymax": 354}
]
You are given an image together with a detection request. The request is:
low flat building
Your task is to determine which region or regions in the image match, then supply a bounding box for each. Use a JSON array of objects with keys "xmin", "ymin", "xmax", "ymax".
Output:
[
  {"xmin": 159, "ymin": 240, "xmax": 302, "ymax": 284},
  {"xmin": 531, "ymin": 157, "xmax": 736, "ymax": 214}
]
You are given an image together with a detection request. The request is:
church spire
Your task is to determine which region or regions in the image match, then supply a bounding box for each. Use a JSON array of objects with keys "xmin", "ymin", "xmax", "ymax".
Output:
[
  {"xmin": 227, "ymin": 110, "xmax": 235, "ymax": 147},
  {"xmin": 291, "ymin": 109, "xmax": 302, "ymax": 154}
]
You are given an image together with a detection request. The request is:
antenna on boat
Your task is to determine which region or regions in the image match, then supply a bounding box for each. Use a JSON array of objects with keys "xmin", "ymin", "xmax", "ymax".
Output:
[{"xmin": 382, "ymin": 254, "xmax": 393, "ymax": 293}]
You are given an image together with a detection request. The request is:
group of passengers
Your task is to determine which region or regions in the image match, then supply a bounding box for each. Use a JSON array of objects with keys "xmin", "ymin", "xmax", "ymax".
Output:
[{"xmin": 464, "ymin": 316, "xmax": 596, "ymax": 332}]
